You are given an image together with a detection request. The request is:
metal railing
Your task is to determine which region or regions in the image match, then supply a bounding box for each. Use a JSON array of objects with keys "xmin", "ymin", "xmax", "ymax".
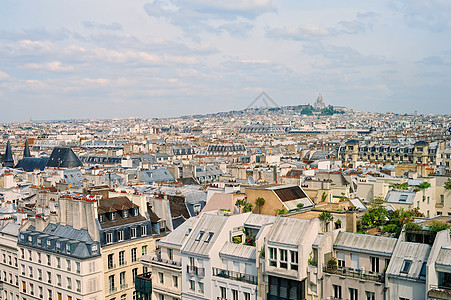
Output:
[
  {"xmin": 428, "ymin": 284, "xmax": 451, "ymax": 299},
  {"xmin": 148, "ymin": 255, "xmax": 181, "ymax": 267},
  {"xmin": 212, "ymin": 267, "xmax": 257, "ymax": 285},
  {"xmin": 187, "ymin": 265, "xmax": 205, "ymax": 277},
  {"xmin": 323, "ymin": 265, "xmax": 384, "ymax": 283}
]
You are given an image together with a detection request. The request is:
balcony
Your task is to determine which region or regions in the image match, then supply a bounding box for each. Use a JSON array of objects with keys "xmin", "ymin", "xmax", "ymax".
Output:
[
  {"xmin": 147, "ymin": 255, "xmax": 181, "ymax": 268},
  {"xmin": 135, "ymin": 272, "xmax": 152, "ymax": 294},
  {"xmin": 213, "ymin": 267, "xmax": 257, "ymax": 285},
  {"xmin": 323, "ymin": 266, "xmax": 384, "ymax": 283},
  {"xmin": 187, "ymin": 265, "xmax": 205, "ymax": 277},
  {"xmin": 428, "ymin": 285, "xmax": 451, "ymax": 299}
]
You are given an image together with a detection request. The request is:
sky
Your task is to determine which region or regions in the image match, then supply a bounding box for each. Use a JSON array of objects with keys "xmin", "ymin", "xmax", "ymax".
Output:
[{"xmin": 0, "ymin": 0, "xmax": 450, "ymax": 122}]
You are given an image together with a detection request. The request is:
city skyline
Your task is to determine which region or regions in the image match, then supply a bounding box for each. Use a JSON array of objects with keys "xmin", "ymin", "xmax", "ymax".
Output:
[{"xmin": 1, "ymin": 0, "xmax": 451, "ymax": 122}]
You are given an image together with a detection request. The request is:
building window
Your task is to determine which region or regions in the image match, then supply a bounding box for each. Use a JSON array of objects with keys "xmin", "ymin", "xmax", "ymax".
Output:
[
  {"xmin": 118, "ymin": 230, "xmax": 124, "ymax": 242},
  {"xmin": 123, "ymin": 210, "xmax": 129, "ymax": 218},
  {"xmin": 172, "ymin": 275, "xmax": 178, "ymax": 288},
  {"xmin": 198, "ymin": 282, "xmax": 204, "ymax": 294},
  {"xmin": 29, "ymin": 266, "xmax": 33, "ymax": 278},
  {"xmin": 56, "ymin": 257, "xmax": 61, "ymax": 268},
  {"xmin": 131, "ymin": 228, "xmax": 137, "ymax": 238},
  {"xmin": 337, "ymin": 251, "xmax": 345, "ymax": 267},
  {"xmin": 131, "ymin": 248, "xmax": 137, "ymax": 262},
  {"xmin": 168, "ymin": 249, "xmax": 173, "ymax": 261},
  {"xmin": 232, "ymin": 289, "xmax": 238, "ymax": 300},
  {"xmin": 66, "ymin": 244, "xmax": 71, "ymax": 254},
  {"xmin": 142, "ymin": 246, "xmax": 147, "ymax": 255},
  {"xmin": 111, "ymin": 212, "xmax": 117, "ymax": 221},
  {"xmin": 159, "ymin": 272, "xmax": 164, "ymax": 284},
  {"xmin": 118, "ymin": 251, "xmax": 125, "ymax": 266},
  {"xmin": 38, "ymin": 269, "xmax": 42, "ymax": 280},
  {"xmin": 106, "ymin": 232, "xmax": 113, "ymax": 244},
  {"xmin": 109, "ymin": 275, "xmax": 115, "ymax": 293},
  {"xmin": 290, "ymin": 250, "xmax": 298, "ymax": 270},
  {"xmin": 76, "ymin": 262, "xmax": 80, "ymax": 274},
  {"xmin": 366, "ymin": 291, "xmax": 375, "ymax": 300},
  {"xmin": 370, "ymin": 256, "xmax": 379, "ymax": 273},
  {"xmin": 420, "ymin": 262, "xmax": 427, "ymax": 278},
  {"xmin": 333, "ymin": 284, "xmax": 342, "ymax": 299},
  {"xmin": 108, "ymin": 254, "xmax": 114, "ymax": 269},
  {"xmin": 121, "ymin": 294, "xmax": 126, "ymax": 300},
  {"xmin": 401, "ymin": 260, "xmax": 412, "ymax": 274},
  {"xmin": 269, "ymin": 247, "xmax": 277, "ymax": 267},
  {"xmin": 67, "ymin": 277, "xmax": 72, "ymax": 289},
  {"xmin": 220, "ymin": 286, "xmax": 227, "ymax": 298},
  {"xmin": 141, "ymin": 225, "xmax": 147, "ymax": 236},
  {"xmin": 76, "ymin": 280, "xmax": 81, "ymax": 292},
  {"xmin": 244, "ymin": 292, "xmax": 250, "ymax": 300},
  {"xmin": 47, "ymin": 271, "xmax": 51, "ymax": 283},
  {"xmin": 349, "ymin": 288, "xmax": 358, "ymax": 300},
  {"xmin": 351, "ymin": 253, "xmax": 359, "ymax": 269},
  {"xmin": 279, "ymin": 249, "xmax": 288, "ymax": 269},
  {"xmin": 120, "ymin": 272, "xmax": 126, "ymax": 288},
  {"xmin": 66, "ymin": 259, "xmax": 71, "ymax": 271},
  {"xmin": 99, "ymin": 214, "xmax": 105, "ymax": 223},
  {"xmin": 57, "ymin": 274, "xmax": 62, "ymax": 286},
  {"xmin": 189, "ymin": 280, "xmax": 195, "ymax": 291},
  {"xmin": 132, "ymin": 268, "xmax": 138, "ymax": 283}
]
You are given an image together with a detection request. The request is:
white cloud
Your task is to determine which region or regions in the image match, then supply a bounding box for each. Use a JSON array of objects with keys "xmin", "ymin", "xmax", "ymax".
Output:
[{"xmin": 0, "ymin": 70, "xmax": 9, "ymax": 81}]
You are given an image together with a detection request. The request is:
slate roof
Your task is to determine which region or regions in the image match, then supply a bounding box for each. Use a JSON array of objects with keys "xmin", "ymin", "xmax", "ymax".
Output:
[
  {"xmin": 98, "ymin": 196, "xmax": 144, "ymax": 229},
  {"xmin": 19, "ymin": 223, "xmax": 100, "ymax": 259},
  {"xmin": 141, "ymin": 168, "xmax": 174, "ymax": 183},
  {"xmin": 15, "ymin": 157, "xmax": 49, "ymax": 172},
  {"xmin": 334, "ymin": 232, "xmax": 397, "ymax": 256},
  {"xmin": 2, "ymin": 140, "xmax": 14, "ymax": 168},
  {"xmin": 46, "ymin": 147, "xmax": 83, "ymax": 168}
]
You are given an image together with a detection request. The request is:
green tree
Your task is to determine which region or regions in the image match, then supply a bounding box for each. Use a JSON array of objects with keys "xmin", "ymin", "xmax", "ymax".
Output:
[
  {"xmin": 255, "ymin": 197, "xmax": 265, "ymax": 214},
  {"xmin": 360, "ymin": 206, "xmax": 388, "ymax": 228},
  {"xmin": 417, "ymin": 182, "xmax": 431, "ymax": 201},
  {"xmin": 444, "ymin": 180, "xmax": 451, "ymax": 190}
]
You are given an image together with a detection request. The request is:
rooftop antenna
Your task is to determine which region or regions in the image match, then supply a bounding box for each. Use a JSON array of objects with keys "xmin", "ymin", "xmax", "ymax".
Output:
[{"xmin": 248, "ymin": 176, "xmax": 255, "ymax": 186}]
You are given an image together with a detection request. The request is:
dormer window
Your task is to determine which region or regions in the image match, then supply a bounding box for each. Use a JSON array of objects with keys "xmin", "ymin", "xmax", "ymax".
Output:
[
  {"xmin": 28, "ymin": 236, "xmax": 32, "ymax": 243},
  {"xmin": 66, "ymin": 244, "xmax": 71, "ymax": 254},
  {"xmin": 20, "ymin": 234, "xmax": 25, "ymax": 242},
  {"xmin": 92, "ymin": 244, "xmax": 98, "ymax": 255},
  {"xmin": 123, "ymin": 210, "xmax": 129, "ymax": 218},
  {"xmin": 99, "ymin": 214, "xmax": 105, "ymax": 223},
  {"xmin": 401, "ymin": 260, "xmax": 412, "ymax": 274},
  {"xmin": 110, "ymin": 212, "xmax": 117, "ymax": 221},
  {"xmin": 133, "ymin": 208, "xmax": 139, "ymax": 216},
  {"xmin": 47, "ymin": 240, "xmax": 51, "ymax": 248},
  {"xmin": 141, "ymin": 225, "xmax": 147, "ymax": 236},
  {"xmin": 37, "ymin": 238, "xmax": 41, "ymax": 246},
  {"xmin": 196, "ymin": 231, "xmax": 204, "ymax": 241},
  {"xmin": 56, "ymin": 242, "xmax": 61, "ymax": 252}
]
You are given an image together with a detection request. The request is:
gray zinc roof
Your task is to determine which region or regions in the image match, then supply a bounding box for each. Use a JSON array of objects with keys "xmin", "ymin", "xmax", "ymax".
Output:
[
  {"xmin": 436, "ymin": 247, "xmax": 451, "ymax": 268},
  {"xmin": 244, "ymin": 214, "xmax": 277, "ymax": 229},
  {"xmin": 267, "ymin": 217, "xmax": 311, "ymax": 246},
  {"xmin": 334, "ymin": 232, "xmax": 397, "ymax": 256},
  {"xmin": 182, "ymin": 214, "xmax": 228, "ymax": 256},
  {"xmin": 219, "ymin": 241, "xmax": 256, "ymax": 261},
  {"xmin": 387, "ymin": 241, "xmax": 431, "ymax": 279},
  {"xmin": 160, "ymin": 217, "xmax": 198, "ymax": 247}
]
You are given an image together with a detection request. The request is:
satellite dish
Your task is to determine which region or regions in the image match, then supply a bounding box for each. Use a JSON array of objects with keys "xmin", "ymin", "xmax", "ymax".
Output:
[{"xmin": 248, "ymin": 176, "xmax": 255, "ymax": 186}]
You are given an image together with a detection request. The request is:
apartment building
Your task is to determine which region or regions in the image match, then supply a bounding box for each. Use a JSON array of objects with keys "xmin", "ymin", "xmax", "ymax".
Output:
[
  {"xmin": 138, "ymin": 217, "xmax": 198, "ymax": 300},
  {"xmin": 97, "ymin": 196, "xmax": 158, "ymax": 300},
  {"xmin": 17, "ymin": 222, "xmax": 103, "ymax": 300},
  {"xmin": 0, "ymin": 223, "xmax": 20, "ymax": 300},
  {"xmin": 263, "ymin": 217, "xmax": 320, "ymax": 300},
  {"xmin": 323, "ymin": 232, "xmax": 397, "ymax": 300}
]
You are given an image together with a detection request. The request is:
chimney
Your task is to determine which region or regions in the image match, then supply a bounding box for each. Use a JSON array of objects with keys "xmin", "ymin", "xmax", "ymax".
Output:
[{"xmin": 345, "ymin": 210, "xmax": 356, "ymax": 233}]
